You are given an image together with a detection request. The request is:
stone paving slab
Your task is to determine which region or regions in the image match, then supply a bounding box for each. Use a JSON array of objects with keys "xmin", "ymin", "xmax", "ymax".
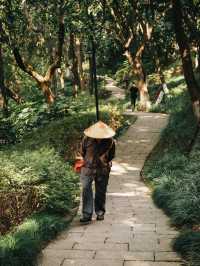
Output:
[
  {"xmin": 155, "ymin": 251, "xmax": 182, "ymax": 262},
  {"xmin": 42, "ymin": 249, "xmax": 95, "ymax": 259},
  {"xmin": 39, "ymin": 258, "xmax": 63, "ymax": 266},
  {"xmin": 45, "ymin": 240, "xmax": 75, "ymax": 250},
  {"xmin": 73, "ymin": 242, "xmax": 128, "ymax": 251},
  {"xmin": 124, "ymin": 262, "xmax": 182, "ymax": 266},
  {"xmin": 39, "ymin": 111, "xmax": 183, "ymax": 266},
  {"xmin": 95, "ymin": 250, "xmax": 154, "ymax": 261},
  {"xmin": 63, "ymin": 259, "xmax": 123, "ymax": 266}
]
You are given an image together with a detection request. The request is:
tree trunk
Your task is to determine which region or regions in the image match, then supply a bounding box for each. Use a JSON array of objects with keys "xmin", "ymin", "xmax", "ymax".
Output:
[
  {"xmin": 0, "ymin": 24, "xmax": 7, "ymax": 110},
  {"xmin": 9, "ymin": 1, "xmax": 65, "ymax": 104},
  {"xmin": 0, "ymin": 44, "xmax": 8, "ymax": 110},
  {"xmin": 49, "ymin": 46, "xmax": 57, "ymax": 96},
  {"xmin": 91, "ymin": 39, "xmax": 99, "ymax": 121},
  {"xmin": 0, "ymin": 44, "xmax": 21, "ymax": 110},
  {"xmin": 172, "ymin": 0, "xmax": 200, "ymax": 98},
  {"xmin": 155, "ymin": 57, "xmax": 169, "ymax": 93},
  {"xmin": 39, "ymin": 81, "xmax": 55, "ymax": 103},
  {"xmin": 69, "ymin": 32, "xmax": 80, "ymax": 97},
  {"xmin": 195, "ymin": 48, "xmax": 199, "ymax": 69},
  {"xmin": 137, "ymin": 80, "xmax": 150, "ymax": 111},
  {"xmin": 124, "ymin": 49, "xmax": 150, "ymax": 110},
  {"xmin": 13, "ymin": 48, "xmax": 57, "ymax": 104},
  {"xmin": 172, "ymin": 0, "xmax": 200, "ymax": 122},
  {"xmin": 58, "ymin": 68, "xmax": 65, "ymax": 93},
  {"xmin": 76, "ymin": 37, "xmax": 85, "ymax": 91},
  {"xmin": 195, "ymin": 43, "xmax": 200, "ymax": 78}
]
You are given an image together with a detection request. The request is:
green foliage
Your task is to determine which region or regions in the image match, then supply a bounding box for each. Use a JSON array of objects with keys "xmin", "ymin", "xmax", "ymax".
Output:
[
  {"xmin": 0, "ymin": 213, "xmax": 70, "ymax": 266},
  {"xmin": 0, "ymin": 143, "xmax": 79, "ymax": 239},
  {"xmin": 145, "ymin": 89, "xmax": 199, "ymax": 226},
  {"xmin": 1, "ymin": 88, "xmax": 133, "ymax": 266},
  {"xmin": 115, "ymin": 61, "xmax": 132, "ymax": 86},
  {"xmin": 0, "ymin": 92, "xmax": 126, "ymax": 228},
  {"xmin": 150, "ymin": 76, "xmax": 186, "ymax": 113},
  {"xmin": 1, "ymin": 93, "xmax": 127, "ymax": 146},
  {"xmin": 143, "ymin": 75, "xmax": 200, "ymax": 265},
  {"xmin": 173, "ymin": 231, "xmax": 200, "ymax": 266},
  {"xmin": 97, "ymin": 38, "xmax": 124, "ymax": 74},
  {"xmin": 0, "ymin": 148, "xmax": 79, "ymax": 213},
  {"xmin": 0, "ymin": 89, "xmax": 129, "ymax": 265}
]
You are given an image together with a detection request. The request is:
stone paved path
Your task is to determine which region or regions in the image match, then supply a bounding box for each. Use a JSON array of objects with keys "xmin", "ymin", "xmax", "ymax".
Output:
[
  {"xmin": 104, "ymin": 77, "xmax": 125, "ymax": 101},
  {"xmin": 39, "ymin": 111, "xmax": 183, "ymax": 266}
]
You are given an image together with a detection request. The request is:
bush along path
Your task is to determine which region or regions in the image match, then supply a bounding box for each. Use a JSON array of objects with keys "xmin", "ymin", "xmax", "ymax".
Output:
[{"xmin": 39, "ymin": 111, "xmax": 183, "ymax": 266}]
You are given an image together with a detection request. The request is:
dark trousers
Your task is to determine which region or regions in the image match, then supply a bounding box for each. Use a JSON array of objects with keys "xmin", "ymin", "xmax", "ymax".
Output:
[
  {"xmin": 80, "ymin": 174, "xmax": 109, "ymax": 218},
  {"xmin": 131, "ymin": 97, "xmax": 137, "ymax": 110}
]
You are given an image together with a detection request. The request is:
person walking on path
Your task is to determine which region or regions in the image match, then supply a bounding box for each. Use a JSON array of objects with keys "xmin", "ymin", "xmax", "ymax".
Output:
[
  {"xmin": 78, "ymin": 121, "xmax": 115, "ymax": 224},
  {"xmin": 130, "ymin": 85, "xmax": 138, "ymax": 111}
]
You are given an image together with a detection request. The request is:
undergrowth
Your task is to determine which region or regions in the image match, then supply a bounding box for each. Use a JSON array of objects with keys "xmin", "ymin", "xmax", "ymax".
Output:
[
  {"xmin": 143, "ymin": 76, "xmax": 200, "ymax": 266},
  {"xmin": 0, "ymin": 213, "xmax": 71, "ymax": 266},
  {"xmin": 0, "ymin": 90, "xmax": 132, "ymax": 266}
]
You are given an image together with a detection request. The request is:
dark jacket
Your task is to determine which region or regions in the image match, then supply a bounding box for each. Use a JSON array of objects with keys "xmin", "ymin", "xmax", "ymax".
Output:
[
  {"xmin": 80, "ymin": 137, "xmax": 115, "ymax": 177},
  {"xmin": 130, "ymin": 86, "xmax": 138, "ymax": 100}
]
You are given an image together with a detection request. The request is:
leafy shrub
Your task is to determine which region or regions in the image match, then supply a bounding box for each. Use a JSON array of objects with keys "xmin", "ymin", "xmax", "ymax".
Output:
[
  {"xmin": 0, "ymin": 89, "xmax": 132, "ymax": 265},
  {"xmin": 0, "ymin": 92, "xmax": 127, "ymax": 146},
  {"xmin": 0, "ymin": 91, "xmax": 128, "ymax": 231},
  {"xmin": 0, "ymin": 148, "xmax": 79, "ymax": 235}
]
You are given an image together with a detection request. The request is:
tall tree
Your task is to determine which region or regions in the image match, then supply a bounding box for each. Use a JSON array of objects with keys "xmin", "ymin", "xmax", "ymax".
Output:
[
  {"xmin": 69, "ymin": 32, "xmax": 80, "ymax": 97},
  {"xmin": 2, "ymin": 0, "xmax": 65, "ymax": 104},
  {"xmin": 0, "ymin": 26, "xmax": 21, "ymax": 110},
  {"xmin": 102, "ymin": 0, "xmax": 153, "ymax": 110},
  {"xmin": 181, "ymin": 0, "xmax": 200, "ymax": 74},
  {"xmin": 172, "ymin": 0, "xmax": 200, "ymax": 121},
  {"xmin": 76, "ymin": 37, "xmax": 85, "ymax": 91}
]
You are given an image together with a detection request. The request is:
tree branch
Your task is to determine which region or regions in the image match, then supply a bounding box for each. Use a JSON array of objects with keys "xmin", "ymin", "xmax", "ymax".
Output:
[{"xmin": 13, "ymin": 48, "xmax": 44, "ymax": 83}]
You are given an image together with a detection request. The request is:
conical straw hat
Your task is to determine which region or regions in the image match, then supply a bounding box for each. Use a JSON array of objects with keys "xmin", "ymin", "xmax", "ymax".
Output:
[{"xmin": 84, "ymin": 121, "xmax": 115, "ymax": 139}]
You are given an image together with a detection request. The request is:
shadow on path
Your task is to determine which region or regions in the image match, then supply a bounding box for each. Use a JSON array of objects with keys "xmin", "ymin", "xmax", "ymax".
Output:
[{"xmin": 39, "ymin": 109, "xmax": 183, "ymax": 266}]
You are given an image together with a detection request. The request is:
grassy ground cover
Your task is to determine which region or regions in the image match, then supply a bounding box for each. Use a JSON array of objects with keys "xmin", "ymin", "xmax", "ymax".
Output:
[
  {"xmin": 142, "ymin": 75, "xmax": 200, "ymax": 266},
  {"xmin": 0, "ymin": 91, "xmax": 132, "ymax": 266}
]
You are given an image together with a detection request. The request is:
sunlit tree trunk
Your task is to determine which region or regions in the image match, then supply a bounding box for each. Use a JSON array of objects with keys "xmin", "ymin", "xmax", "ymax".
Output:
[
  {"xmin": 197, "ymin": 45, "xmax": 200, "ymax": 76},
  {"xmin": 124, "ymin": 48, "xmax": 150, "ymax": 110},
  {"xmin": 58, "ymin": 68, "xmax": 65, "ymax": 93},
  {"xmin": 155, "ymin": 56, "xmax": 168, "ymax": 92}
]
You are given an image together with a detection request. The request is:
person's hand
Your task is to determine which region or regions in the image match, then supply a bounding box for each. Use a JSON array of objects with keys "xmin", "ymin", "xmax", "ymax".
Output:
[{"xmin": 75, "ymin": 154, "xmax": 83, "ymax": 160}]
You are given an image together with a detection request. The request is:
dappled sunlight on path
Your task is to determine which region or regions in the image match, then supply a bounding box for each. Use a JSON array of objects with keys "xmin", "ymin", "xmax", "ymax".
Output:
[{"xmin": 39, "ymin": 112, "xmax": 183, "ymax": 266}]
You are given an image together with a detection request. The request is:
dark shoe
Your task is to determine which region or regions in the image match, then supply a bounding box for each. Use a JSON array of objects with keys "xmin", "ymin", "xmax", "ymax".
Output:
[
  {"xmin": 80, "ymin": 217, "xmax": 92, "ymax": 224},
  {"xmin": 96, "ymin": 214, "xmax": 104, "ymax": 221}
]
